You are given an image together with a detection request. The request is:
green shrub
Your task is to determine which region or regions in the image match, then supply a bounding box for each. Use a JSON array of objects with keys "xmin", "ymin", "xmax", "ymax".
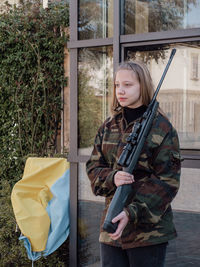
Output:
[
  {"xmin": 0, "ymin": 0, "xmax": 69, "ymax": 265},
  {"xmin": 0, "ymin": 0, "xmax": 69, "ymax": 185}
]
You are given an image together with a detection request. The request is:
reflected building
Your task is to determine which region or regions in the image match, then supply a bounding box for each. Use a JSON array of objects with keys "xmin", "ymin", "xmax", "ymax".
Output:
[
  {"xmin": 127, "ymin": 46, "xmax": 200, "ymax": 149},
  {"xmin": 157, "ymin": 47, "xmax": 200, "ymax": 150}
]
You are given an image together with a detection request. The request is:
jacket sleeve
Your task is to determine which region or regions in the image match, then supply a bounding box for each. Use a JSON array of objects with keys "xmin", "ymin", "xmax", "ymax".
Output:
[
  {"xmin": 86, "ymin": 123, "xmax": 117, "ymax": 197},
  {"xmin": 125, "ymin": 125, "xmax": 181, "ymax": 225}
]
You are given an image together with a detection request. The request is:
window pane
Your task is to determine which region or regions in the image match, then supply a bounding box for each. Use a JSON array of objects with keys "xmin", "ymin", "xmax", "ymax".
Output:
[
  {"xmin": 125, "ymin": 42, "xmax": 200, "ymax": 149},
  {"xmin": 78, "ymin": 165, "xmax": 200, "ymax": 266},
  {"xmin": 167, "ymin": 168, "xmax": 200, "ymax": 265},
  {"xmin": 172, "ymin": 168, "xmax": 200, "ymax": 212},
  {"xmin": 122, "ymin": 0, "xmax": 200, "ymax": 35},
  {"xmin": 78, "ymin": 163, "xmax": 104, "ymax": 266},
  {"xmin": 78, "ymin": 0, "xmax": 113, "ymax": 40},
  {"xmin": 78, "ymin": 46, "xmax": 113, "ymax": 155}
]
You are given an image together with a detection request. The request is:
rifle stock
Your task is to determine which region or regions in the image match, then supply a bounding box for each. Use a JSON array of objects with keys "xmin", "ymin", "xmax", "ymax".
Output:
[{"xmin": 103, "ymin": 49, "xmax": 176, "ymax": 233}]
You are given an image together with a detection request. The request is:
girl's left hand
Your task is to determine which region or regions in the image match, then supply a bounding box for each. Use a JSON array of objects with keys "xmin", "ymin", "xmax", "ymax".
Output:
[{"xmin": 108, "ymin": 211, "xmax": 129, "ymax": 240}]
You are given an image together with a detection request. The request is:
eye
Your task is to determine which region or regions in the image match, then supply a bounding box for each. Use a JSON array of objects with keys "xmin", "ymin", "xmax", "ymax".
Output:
[
  {"xmin": 115, "ymin": 83, "xmax": 120, "ymax": 88},
  {"xmin": 125, "ymin": 83, "xmax": 132, "ymax": 86}
]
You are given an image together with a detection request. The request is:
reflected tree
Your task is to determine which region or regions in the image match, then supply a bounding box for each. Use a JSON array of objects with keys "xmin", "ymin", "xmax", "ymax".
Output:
[
  {"xmin": 79, "ymin": 1, "xmax": 100, "ymax": 39},
  {"xmin": 78, "ymin": 0, "xmax": 105, "ymax": 39},
  {"xmin": 148, "ymin": 0, "xmax": 197, "ymax": 31},
  {"xmin": 78, "ymin": 0, "xmax": 113, "ymax": 39},
  {"xmin": 124, "ymin": 0, "xmax": 197, "ymax": 34},
  {"xmin": 78, "ymin": 47, "xmax": 113, "ymax": 148},
  {"xmin": 78, "ymin": 67, "xmax": 103, "ymax": 148},
  {"xmin": 126, "ymin": 45, "xmax": 171, "ymax": 63}
]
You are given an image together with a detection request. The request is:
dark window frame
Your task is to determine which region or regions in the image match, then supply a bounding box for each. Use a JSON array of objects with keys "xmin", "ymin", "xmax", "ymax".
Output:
[{"xmin": 68, "ymin": 1, "xmax": 200, "ymax": 266}]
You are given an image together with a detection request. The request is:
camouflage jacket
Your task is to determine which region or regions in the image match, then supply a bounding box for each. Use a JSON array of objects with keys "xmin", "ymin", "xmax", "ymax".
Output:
[{"xmin": 86, "ymin": 109, "xmax": 181, "ymax": 249}]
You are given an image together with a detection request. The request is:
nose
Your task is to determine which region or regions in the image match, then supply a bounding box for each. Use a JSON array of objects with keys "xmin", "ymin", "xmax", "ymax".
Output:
[{"xmin": 117, "ymin": 87, "xmax": 125, "ymax": 95}]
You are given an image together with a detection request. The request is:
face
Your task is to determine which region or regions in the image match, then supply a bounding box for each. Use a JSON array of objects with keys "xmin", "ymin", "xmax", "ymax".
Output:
[{"xmin": 115, "ymin": 69, "xmax": 143, "ymax": 109}]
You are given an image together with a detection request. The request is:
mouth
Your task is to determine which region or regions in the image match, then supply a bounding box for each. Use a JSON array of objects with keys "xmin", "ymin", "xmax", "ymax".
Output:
[{"xmin": 118, "ymin": 97, "xmax": 127, "ymax": 102}]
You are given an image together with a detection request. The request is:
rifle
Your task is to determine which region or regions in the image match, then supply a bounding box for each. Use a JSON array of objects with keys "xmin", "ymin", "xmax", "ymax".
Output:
[{"xmin": 103, "ymin": 48, "xmax": 176, "ymax": 233}]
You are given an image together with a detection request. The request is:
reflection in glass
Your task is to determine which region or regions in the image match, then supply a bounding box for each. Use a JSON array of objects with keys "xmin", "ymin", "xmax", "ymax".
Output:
[
  {"xmin": 78, "ymin": 46, "xmax": 113, "ymax": 155},
  {"xmin": 125, "ymin": 42, "xmax": 200, "ymax": 149},
  {"xmin": 78, "ymin": 0, "xmax": 113, "ymax": 40},
  {"xmin": 172, "ymin": 168, "xmax": 200, "ymax": 212},
  {"xmin": 169, "ymin": 167, "xmax": 200, "ymax": 265},
  {"xmin": 77, "ymin": 165, "xmax": 200, "ymax": 266},
  {"xmin": 78, "ymin": 163, "xmax": 104, "ymax": 266},
  {"xmin": 122, "ymin": 0, "xmax": 200, "ymax": 35}
]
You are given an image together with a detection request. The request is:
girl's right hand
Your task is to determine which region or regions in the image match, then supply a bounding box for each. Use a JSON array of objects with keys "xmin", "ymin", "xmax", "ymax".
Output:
[{"xmin": 114, "ymin": 171, "xmax": 134, "ymax": 187}]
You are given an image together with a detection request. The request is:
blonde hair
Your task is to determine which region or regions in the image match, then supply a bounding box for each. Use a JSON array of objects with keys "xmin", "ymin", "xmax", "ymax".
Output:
[{"xmin": 111, "ymin": 61, "xmax": 155, "ymax": 115}]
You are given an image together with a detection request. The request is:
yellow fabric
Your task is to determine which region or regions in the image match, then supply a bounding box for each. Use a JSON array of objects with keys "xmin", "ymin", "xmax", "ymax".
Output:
[{"xmin": 11, "ymin": 157, "xmax": 69, "ymax": 252}]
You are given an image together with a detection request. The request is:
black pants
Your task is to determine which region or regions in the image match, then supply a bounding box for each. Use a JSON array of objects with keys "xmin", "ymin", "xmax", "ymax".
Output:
[{"xmin": 100, "ymin": 242, "xmax": 168, "ymax": 267}]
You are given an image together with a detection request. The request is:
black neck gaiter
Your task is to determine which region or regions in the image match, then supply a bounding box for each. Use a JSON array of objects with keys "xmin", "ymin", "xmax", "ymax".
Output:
[{"xmin": 124, "ymin": 105, "xmax": 147, "ymax": 125}]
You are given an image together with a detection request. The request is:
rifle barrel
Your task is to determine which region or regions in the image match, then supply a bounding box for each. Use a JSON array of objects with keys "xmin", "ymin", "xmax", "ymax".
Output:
[{"xmin": 151, "ymin": 48, "xmax": 176, "ymax": 103}]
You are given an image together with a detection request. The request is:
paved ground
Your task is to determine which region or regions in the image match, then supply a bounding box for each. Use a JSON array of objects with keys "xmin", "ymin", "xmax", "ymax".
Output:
[
  {"xmin": 78, "ymin": 201, "xmax": 200, "ymax": 267},
  {"xmin": 165, "ymin": 211, "xmax": 200, "ymax": 267}
]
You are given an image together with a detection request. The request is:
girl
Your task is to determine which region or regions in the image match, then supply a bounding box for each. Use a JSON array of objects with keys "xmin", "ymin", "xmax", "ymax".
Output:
[{"xmin": 86, "ymin": 61, "xmax": 181, "ymax": 267}]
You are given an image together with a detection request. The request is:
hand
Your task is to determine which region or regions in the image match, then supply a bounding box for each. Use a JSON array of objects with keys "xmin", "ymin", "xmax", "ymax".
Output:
[
  {"xmin": 108, "ymin": 211, "xmax": 129, "ymax": 240},
  {"xmin": 114, "ymin": 171, "xmax": 134, "ymax": 187}
]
